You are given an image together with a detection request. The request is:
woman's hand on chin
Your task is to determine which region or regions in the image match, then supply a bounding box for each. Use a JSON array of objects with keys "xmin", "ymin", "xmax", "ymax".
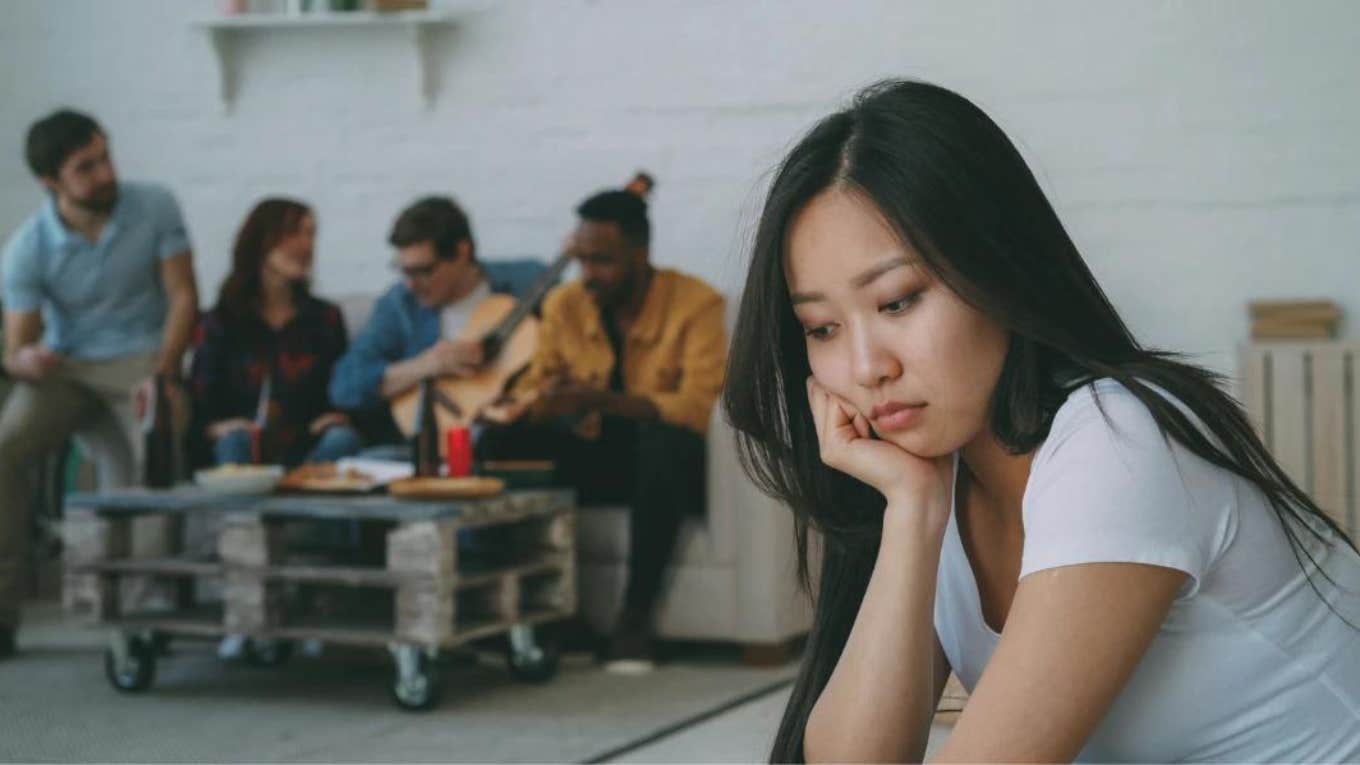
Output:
[{"xmin": 806, "ymin": 376, "xmax": 954, "ymax": 519}]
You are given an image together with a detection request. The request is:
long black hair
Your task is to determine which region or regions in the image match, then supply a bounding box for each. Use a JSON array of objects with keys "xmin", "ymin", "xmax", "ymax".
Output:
[{"xmin": 722, "ymin": 79, "xmax": 1357, "ymax": 763}]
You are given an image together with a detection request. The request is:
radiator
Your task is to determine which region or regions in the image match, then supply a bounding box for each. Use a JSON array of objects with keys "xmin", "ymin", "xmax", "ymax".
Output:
[{"xmin": 1240, "ymin": 340, "xmax": 1360, "ymax": 538}]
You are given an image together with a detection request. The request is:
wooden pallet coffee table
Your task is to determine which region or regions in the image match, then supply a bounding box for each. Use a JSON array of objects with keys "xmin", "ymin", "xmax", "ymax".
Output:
[{"xmin": 63, "ymin": 487, "xmax": 577, "ymax": 710}]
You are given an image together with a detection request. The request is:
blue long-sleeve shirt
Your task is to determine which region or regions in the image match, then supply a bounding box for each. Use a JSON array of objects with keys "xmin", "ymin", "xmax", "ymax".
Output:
[{"xmin": 328, "ymin": 259, "xmax": 548, "ymax": 410}]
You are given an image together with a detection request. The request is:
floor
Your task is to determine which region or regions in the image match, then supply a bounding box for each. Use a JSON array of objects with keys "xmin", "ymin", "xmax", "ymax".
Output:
[
  {"xmin": 5, "ymin": 600, "xmax": 954, "ymax": 762},
  {"xmin": 606, "ymin": 684, "xmax": 955, "ymax": 762}
]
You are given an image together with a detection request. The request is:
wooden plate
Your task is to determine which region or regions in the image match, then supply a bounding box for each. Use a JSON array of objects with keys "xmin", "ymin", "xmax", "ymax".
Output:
[{"xmin": 388, "ymin": 476, "xmax": 506, "ymax": 499}]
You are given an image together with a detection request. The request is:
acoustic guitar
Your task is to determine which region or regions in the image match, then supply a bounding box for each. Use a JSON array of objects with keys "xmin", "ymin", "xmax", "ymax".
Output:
[{"xmin": 389, "ymin": 171, "xmax": 654, "ymax": 439}]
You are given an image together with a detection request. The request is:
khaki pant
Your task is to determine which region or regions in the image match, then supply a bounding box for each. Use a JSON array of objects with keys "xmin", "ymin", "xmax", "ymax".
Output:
[{"xmin": 0, "ymin": 353, "xmax": 185, "ymax": 628}]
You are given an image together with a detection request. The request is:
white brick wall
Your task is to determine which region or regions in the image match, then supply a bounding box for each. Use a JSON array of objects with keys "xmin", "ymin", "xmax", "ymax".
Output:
[{"xmin": 2, "ymin": 0, "xmax": 1357, "ymax": 380}]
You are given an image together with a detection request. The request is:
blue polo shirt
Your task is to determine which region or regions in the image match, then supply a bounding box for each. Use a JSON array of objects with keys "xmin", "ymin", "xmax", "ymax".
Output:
[{"xmin": 2, "ymin": 181, "xmax": 192, "ymax": 361}]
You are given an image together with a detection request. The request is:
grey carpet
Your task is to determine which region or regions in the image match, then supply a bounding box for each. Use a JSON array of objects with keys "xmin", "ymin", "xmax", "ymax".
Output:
[{"xmin": 0, "ymin": 605, "xmax": 797, "ymax": 763}]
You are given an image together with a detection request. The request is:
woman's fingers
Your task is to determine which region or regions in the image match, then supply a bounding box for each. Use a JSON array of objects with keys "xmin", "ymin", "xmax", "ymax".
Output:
[
  {"xmin": 806, "ymin": 377, "xmax": 823, "ymax": 443},
  {"xmin": 809, "ymin": 377, "xmax": 881, "ymax": 475},
  {"xmin": 821, "ymin": 384, "xmax": 860, "ymax": 437},
  {"xmin": 852, "ymin": 412, "xmax": 871, "ymax": 440}
]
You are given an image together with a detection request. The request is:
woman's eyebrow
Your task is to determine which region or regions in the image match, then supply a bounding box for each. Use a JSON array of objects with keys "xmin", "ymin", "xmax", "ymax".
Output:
[
  {"xmin": 790, "ymin": 256, "xmax": 916, "ymax": 305},
  {"xmin": 850, "ymin": 256, "xmax": 915, "ymax": 288}
]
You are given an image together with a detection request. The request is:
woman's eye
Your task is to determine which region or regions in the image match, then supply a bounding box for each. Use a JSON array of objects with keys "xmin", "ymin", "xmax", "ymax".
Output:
[
  {"xmin": 803, "ymin": 324, "xmax": 836, "ymax": 341},
  {"xmin": 881, "ymin": 291, "xmax": 921, "ymax": 315}
]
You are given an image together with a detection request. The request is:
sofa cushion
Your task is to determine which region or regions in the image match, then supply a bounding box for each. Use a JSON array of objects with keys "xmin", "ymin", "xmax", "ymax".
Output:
[{"xmin": 578, "ymin": 561, "xmax": 738, "ymax": 640}]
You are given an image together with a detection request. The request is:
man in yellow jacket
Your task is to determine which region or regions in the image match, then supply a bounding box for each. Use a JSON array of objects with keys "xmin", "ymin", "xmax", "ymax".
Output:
[{"xmin": 480, "ymin": 184, "xmax": 726, "ymax": 674}]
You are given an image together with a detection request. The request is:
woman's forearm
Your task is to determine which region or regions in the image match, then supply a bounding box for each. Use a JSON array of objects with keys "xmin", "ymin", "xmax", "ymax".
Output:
[{"xmin": 805, "ymin": 505, "xmax": 948, "ymax": 763}]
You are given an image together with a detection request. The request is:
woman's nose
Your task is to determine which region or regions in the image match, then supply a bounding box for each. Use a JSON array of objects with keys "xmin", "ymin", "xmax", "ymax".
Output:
[{"xmin": 849, "ymin": 325, "xmax": 901, "ymax": 389}]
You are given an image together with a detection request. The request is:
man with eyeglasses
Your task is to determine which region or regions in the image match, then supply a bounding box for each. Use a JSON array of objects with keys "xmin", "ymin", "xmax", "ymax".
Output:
[{"xmin": 328, "ymin": 196, "xmax": 544, "ymax": 432}]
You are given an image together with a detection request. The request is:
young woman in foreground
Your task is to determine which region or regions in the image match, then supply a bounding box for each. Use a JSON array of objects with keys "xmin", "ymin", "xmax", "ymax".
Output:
[{"xmin": 724, "ymin": 80, "xmax": 1360, "ymax": 762}]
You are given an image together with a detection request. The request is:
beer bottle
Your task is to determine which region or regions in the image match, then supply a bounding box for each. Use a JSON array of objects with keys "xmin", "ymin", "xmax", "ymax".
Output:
[
  {"xmin": 411, "ymin": 377, "xmax": 441, "ymax": 477},
  {"xmin": 143, "ymin": 374, "xmax": 176, "ymax": 488}
]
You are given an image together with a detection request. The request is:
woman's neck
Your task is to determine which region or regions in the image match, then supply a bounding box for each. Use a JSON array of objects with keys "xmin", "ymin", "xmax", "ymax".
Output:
[
  {"xmin": 259, "ymin": 267, "xmax": 297, "ymax": 326},
  {"xmin": 958, "ymin": 431, "xmax": 1036, "ymax": 523}
]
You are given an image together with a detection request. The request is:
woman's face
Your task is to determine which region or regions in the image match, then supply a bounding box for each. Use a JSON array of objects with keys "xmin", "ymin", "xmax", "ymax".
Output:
[
  {"xmin": 784, "ymin": 189, "xmax": 1009, "ymax": 458},
  {"xmin": 264, "ymin": 213, "xmax": 316, "ymax": 282}
]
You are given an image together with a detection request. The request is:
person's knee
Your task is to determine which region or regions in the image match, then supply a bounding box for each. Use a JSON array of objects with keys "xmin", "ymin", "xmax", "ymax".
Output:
[
  {"xmin": 475, "ymin": 423, "xmax": 556, "ymax": 461},
  {"xmin": 0, "ymin": 424, "xmax": 44, "ymax": 471},
  {"xmin": 213, "ymin": 429, "xmax": 254, "ymax": 465},
  {"xmin": 309, "ymin": 424, "xmax": 362, "ymax": 463},
  {"xmin": 633, "ymin": 422, "xmax": 706, "ymax": 495},
  {"xmin": 327, "ymin": 424, "xmax": 362, "ymax": 451}
]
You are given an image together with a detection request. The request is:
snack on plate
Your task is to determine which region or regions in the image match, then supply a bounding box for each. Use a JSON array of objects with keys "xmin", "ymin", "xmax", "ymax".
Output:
[{"xmin": 280, "ymin": 462, "xmax": 379, "ymax": 492}]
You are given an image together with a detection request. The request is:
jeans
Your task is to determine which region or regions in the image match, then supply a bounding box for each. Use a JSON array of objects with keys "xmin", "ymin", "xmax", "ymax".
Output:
[
  {"xmin": 213, "ymin": 424, "xmax": 363, "ymax": 467},
  {"xmin": 213, "ymin": 424, "xmax": 365, "ymax": 554}
]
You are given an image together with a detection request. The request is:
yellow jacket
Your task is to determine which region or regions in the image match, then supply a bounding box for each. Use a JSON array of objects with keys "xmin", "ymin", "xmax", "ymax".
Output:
[{"xmin": 514, "ymin": 268, "xmax": 727, "ymax": 436}]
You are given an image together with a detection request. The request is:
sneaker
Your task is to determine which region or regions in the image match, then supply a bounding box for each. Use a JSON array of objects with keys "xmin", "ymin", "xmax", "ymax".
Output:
[
  {"xmin": 217, "ymin": 633, "xmax": 247, "ymax": 661},
  {"xmin": 0, "ymin": 626, "xmax": 14, "ymax": 661},
  {"xmin": 602, "ymin": 620, "xmax": 656, "ymax": 676},
  {"xmin": 300, "ymin": 638, "xmax": 325, "ymax": 659}
]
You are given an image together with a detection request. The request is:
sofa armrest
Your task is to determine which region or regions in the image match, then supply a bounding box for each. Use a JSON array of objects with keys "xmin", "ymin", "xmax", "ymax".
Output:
[{"xmin": 707, "ymin": 412, "xmax": 814, "ymax": 644}]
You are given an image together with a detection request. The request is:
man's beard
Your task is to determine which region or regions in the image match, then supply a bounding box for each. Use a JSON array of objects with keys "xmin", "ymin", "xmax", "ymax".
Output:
[
  {"xmin": 587, "ymin": 269, "xmax": 636, "ymax": 308},
  {"xmin": 73, "ymin": 182, "xmax": 118, "ymax": 214}
]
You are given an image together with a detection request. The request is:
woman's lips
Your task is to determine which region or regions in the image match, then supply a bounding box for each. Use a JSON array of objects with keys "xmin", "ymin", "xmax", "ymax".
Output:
[{"xmin": 871, "ymin": 402, "xmax": 927, "ymax": 432}]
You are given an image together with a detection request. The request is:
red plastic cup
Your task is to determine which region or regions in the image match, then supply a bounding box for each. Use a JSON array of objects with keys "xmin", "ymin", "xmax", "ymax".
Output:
[{"xmin": 445, "ymin": 427, "xmax": 473, "ymax": 477}]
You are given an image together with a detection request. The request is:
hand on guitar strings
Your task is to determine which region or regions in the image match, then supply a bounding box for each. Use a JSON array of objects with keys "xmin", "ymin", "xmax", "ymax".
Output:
[{"xmin": 423, "ymin": 338, "xmax": 485, "ymax": 378}]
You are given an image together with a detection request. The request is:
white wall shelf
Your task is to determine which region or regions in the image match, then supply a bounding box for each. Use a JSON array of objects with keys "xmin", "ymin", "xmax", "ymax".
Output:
[{"xmin": 195, "ymin": 10, "xmax": 458, "ymax": 112}]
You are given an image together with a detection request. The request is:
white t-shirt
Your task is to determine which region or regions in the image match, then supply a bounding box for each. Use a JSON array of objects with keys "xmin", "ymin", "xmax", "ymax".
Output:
[
  {"xmin": 440, "ymin": 281, "xmax": 491, "ymax": 340},
  {"xmin": 934, "ymin": 378, "xmax": 1360, "ymax": 761}
]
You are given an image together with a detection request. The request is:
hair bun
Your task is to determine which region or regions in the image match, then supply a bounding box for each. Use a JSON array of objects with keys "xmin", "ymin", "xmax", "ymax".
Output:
[{"xmin": 624, "ymin": 171, "xmax": 655, "ymax": 199}]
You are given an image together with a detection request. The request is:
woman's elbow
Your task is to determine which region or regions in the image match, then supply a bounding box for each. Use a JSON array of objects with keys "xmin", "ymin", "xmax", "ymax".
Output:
[{"xmin": 804, "ymin": 705, "xmax": 923, "ymax": 764}]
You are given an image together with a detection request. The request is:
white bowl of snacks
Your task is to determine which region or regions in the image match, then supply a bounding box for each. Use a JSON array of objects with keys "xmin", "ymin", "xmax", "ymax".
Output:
[{"xmin": 193, "ymin": 463, "xmax": 285, "ymax": 495}]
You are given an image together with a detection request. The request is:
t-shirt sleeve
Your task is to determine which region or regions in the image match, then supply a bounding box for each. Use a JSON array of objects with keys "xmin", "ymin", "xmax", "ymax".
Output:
[
  {"xmin": 1020, "ymin": 384, "xmax": 1236, "ymax": 600},
  {"xmin": 153, "ymin": 186, "xmax": 192, "ymax": 260},
  {"xmin": 2, "ymin": 228, "xmax": 43, "ymax": 313}
]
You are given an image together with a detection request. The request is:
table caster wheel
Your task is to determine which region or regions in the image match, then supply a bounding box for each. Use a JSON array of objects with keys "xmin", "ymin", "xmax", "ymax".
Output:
[
  {"xmin": 506, "ymin": 625, "xmax": 559, "ymax": 684},
  {"xmin": 390, "ymin": 643, "xmax": 441, "ymax": 711},
  {"xmin": 104, "ymin": 632, "xmax": 156, "ymax": 693},
  {"xmin": 244, "ymin": 638, "xmax": 294, "ymax": 667}
]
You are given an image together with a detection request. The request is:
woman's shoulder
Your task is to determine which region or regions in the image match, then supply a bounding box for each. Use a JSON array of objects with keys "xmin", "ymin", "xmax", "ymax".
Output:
[
  {"xmin": 1028, "ymin": 375, "xmax": 1238, "ymax": 528},
  {"xmin": 1022, "ymin": 377, "xmax": 1241, "ymax": 598},
  {"xmin": 1039, "ymin": 377, "xmax": 1177, "ymax": 464},
  {"xmin": 301, "ymin": 295, "xmax": 346, "ymax": 325},
  {"xmin": 197, "ymin": 306, "xmax": 230, "ymax": 336},
  {"xmin": 300, "ymin": 293, "xmax": 339, "ymax": 313}
]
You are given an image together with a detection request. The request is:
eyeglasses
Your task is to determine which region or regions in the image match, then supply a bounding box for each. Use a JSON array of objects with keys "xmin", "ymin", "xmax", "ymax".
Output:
[{"xmin": 391, "ymin": 259, "xmax": 443, "ymax": 281}]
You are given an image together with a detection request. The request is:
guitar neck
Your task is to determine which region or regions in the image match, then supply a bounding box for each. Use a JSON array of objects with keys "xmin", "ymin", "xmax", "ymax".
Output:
[
  {"xmin": 481, "ymin": 171, "xmax": 650, "ymax": 355},
  {"xmin": 483, "ymin": 251, "xmax": 575, "ymax": 350}
]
